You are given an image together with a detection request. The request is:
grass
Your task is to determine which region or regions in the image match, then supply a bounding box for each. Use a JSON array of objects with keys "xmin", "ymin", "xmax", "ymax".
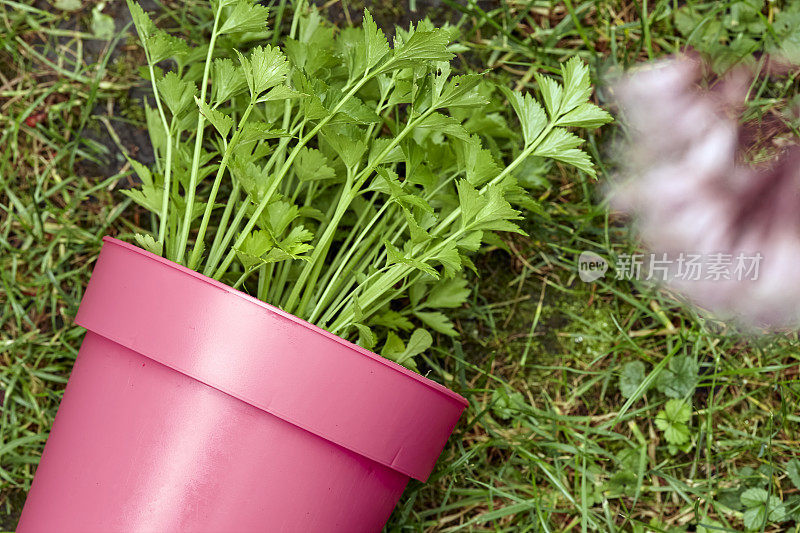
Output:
[
  {"xmin": 1, "ymin": 0, "xmax": 799, "ymax": 531},
  {"xmin": 0, "ymin": 1, "xmax": 139, "ymax": 526}
]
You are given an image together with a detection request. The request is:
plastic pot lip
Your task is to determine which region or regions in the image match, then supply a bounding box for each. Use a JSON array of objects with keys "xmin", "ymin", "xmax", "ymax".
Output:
[{"xmin": 101, "ymin": 236, "xmax": 468, "ymax": 407}]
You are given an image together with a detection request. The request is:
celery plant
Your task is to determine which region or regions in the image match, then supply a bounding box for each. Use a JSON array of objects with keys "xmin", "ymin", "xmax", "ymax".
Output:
[{"xmin": 125, "ymin": 0, "xmax": 611, "ymax": 370}]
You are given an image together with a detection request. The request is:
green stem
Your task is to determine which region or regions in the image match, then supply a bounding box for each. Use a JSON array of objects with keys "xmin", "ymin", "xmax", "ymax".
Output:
[
  {"xmin": 175, "ymin": 0, "xmax": 223, "ymax": 264},
  {"xmin": 258, "ymin": 262, "xmax": 273, "ymax": 301},
  {"xmin": 284, "ymin": 105, "xmax": 434, "ymax": 316},
  {"xmin": 316, "ymin": 219, "xmax": 396, "ymax": 328},
  {"xmin": 203, "ymin": 179, "xmax": 241, "ymax": 277},
  {"xmin": 205, "ymin": 115, "xmax": 306, "ymax": 276},
  {"xmin": 139, "ymin": 35, "xmax": 173, "ymax": 253},
  {"xmin": 283, "ymin": 173, "xmax": 354, "ymax": 316},
  {"xmin": 272, "ymin": 257, "xmax": 293, "ymax": 305},
  {"xmin": 309, "ymin": 194, "xmax": 382, "ymax": 317},
  {"xmin": 188, "ymin": 99, "xmax": 256, "ymax": 269},
  {"xmin": 310, "ymin": 202, "xmax": 396, "ymax": 325},
  {"xmin": 317, "ymin": 211, "xmax": 408, "ymax": 327},
  {"xmin": 232, "ymin": 267, "xmax": 257, "ymax": 289},
  {"xmin": 204, "ymin": 190, "xmax": 248, "ymax": 276}
]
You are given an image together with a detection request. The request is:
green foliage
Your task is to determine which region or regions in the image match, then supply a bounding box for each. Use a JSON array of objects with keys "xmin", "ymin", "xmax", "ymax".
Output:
[
  {"xmin": 618, "ymin": 353, "xmax": 700, "ymax": 404},
  {"xmin": 218, "ymin": 0, "xmax": 270, "ymax": 35},
  {"xmin": 125, "ymin": 1, "xmax": 609, "ymax": 371},
  {"xmin": 90, "ymin": 3, "xmax": 115, "ymax": 40},
  {"xmin": 771, "ymin": 3, "xmax": 800, "ymax": 63},
  {"xmin": 786, "ymin": 459, "xmax": 800, "ymax": 490},
  {"xmin": 380, "ymin": 329, "xmax": 432, "ymax": 371},
  {"xmin": 656, "ymin": 354, "xmax": 699, "ymax": 398},
  {"xmin": 54, "ymin": 0, "xmax": 81, "ymax": 11},
  {"xmin": 236, "ymin": 45, "xmax": 288, "ymax": 97},
  {"xmin": 655, "ymin": 398, "xmax": 692, "ymax": 450},
  {"xmin": 619, "ymin": 360, "xmax": 645, "ymax": 398},
  {"xmin": 490, "ymin": 388, "xmax": 527, "ymax": 420},
  {"xmin": 740, "ymin": 488, "xmax": 786, "ymax": 530},
  {"xmin": 674, "ymin": 0, "xmax": 800, "ymax": 72}
]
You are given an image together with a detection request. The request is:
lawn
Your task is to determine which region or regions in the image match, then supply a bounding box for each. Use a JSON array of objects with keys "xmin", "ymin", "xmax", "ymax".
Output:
[{"xmin": 2, "ymin": 0, "xmax": 800, "ymax": 531}]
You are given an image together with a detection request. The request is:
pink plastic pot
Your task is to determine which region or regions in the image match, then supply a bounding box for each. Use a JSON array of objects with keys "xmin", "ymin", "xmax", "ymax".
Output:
[{"xmin": 18, "ymin": 237, "xmax": 467, "ymax": 533}]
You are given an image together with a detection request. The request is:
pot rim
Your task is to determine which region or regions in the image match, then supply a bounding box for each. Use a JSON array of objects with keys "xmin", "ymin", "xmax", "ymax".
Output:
[{"xmin": 102, "ymin": 236, "xmax": 468, "ymax": 406}]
